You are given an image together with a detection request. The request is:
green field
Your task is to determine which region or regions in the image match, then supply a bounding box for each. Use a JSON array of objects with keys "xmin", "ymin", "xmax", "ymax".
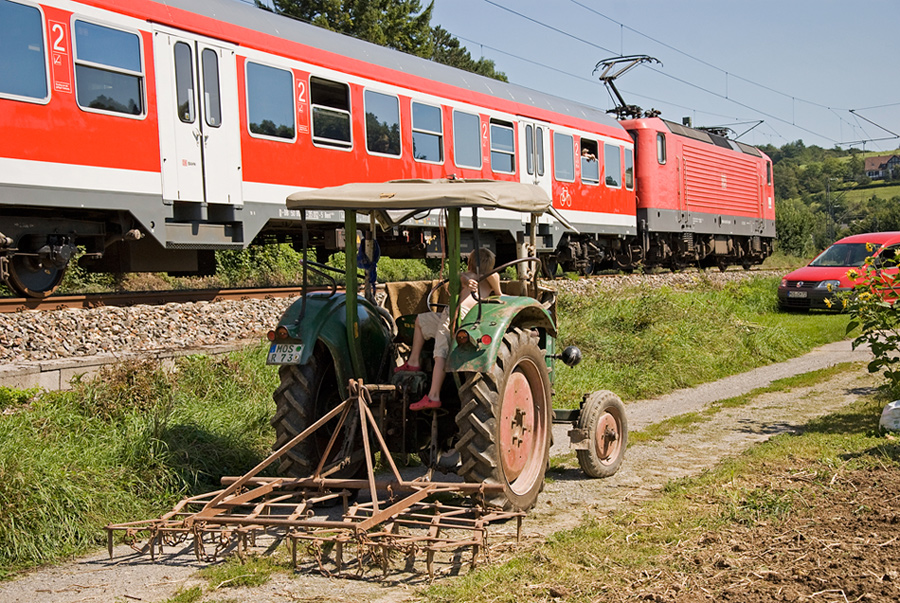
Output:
[{"xmin": 839, "ymin": 182, "xmax": 900, "ymax": 204}]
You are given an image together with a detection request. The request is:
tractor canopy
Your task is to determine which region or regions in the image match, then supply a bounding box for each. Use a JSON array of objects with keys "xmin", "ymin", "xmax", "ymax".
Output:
[{"xmin": 285, "ymin": 178, "xmax": 567, "ymax": 231}]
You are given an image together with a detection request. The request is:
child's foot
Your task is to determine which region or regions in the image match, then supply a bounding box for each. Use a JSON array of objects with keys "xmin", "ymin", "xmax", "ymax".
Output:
[
  {"xmin": 394, "ymin": 361, "xmax": 422, "ymax": 373},
  {"xmin": 409, "ymin": 395, "xmax": 441, "ymax": 411}
]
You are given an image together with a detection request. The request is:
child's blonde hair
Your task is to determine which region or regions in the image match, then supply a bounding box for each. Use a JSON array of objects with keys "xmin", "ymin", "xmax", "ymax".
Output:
[{"xmin": 467, "ymin": 248, "xmax": 496, "ymax": 275}]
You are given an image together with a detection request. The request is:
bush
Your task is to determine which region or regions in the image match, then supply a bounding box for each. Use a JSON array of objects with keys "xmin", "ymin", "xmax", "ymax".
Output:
[{"xmin": 844, "ymin": 250, "xmax": 900, "ymax": 394}]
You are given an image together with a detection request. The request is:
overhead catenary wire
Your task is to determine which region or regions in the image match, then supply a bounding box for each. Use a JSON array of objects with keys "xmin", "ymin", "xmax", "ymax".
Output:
[{"xmin": 479, "ymin": 0, "xmax": 842, "ymax": 144}]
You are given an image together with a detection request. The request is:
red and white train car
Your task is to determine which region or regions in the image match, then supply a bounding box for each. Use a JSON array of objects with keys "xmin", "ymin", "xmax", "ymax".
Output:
[
  {"xmin": 621, "ymin": 117, "xmax": 775, "ymax": 270},
  {"xmin": 0, "ymin": 0, "xmax": 639, "ymax": 296}
]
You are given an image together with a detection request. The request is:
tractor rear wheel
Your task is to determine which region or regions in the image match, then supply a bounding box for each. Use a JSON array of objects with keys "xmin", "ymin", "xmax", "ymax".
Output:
[
  {"xmin": 271, "ymin": 349, "xmax": 365, "ymax": 479},
  {"xmin": 455, "ymin": 327, "xmax": 551, "ymax": 511},
  {"xmin": 576, "ymin": 390, "xmax": 628, "ymax": 478}
]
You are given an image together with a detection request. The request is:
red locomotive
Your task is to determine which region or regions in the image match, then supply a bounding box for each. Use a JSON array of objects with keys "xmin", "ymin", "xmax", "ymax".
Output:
[
  {"xmin": 0, "ymin": 0, "xmax": 773, "ymax": 297},
  {"xmin": 621, "ymin": 116, "xmax": 775, "ymax": 271}
]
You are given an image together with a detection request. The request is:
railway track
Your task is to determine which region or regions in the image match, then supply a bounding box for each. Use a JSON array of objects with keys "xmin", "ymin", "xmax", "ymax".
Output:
[
  {"xmin": 0, "ymin": 268, "xmax": 779, "ymax": 314},
  {"xmin": 0, "ymin": 286, "xmax": 310, "ymax": 313}
]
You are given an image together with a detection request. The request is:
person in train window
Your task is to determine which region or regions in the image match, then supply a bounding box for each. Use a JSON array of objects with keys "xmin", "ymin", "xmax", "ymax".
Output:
[
  {"xmin": 395, "ymin": 248, "xmax": 501, "ymax": 410},
  {"xmin": 581, "ymin": 147, "xmax": 597, "ymax": 161}
]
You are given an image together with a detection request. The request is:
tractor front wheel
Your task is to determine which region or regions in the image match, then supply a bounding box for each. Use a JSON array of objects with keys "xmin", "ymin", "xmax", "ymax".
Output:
[
  {"xmin": 455, "ymin": 327, "xmax": 551, "ymax": 511},
  {"xmin": 576, "ymin": 390, "xmax": 628, "ymax": 478}
]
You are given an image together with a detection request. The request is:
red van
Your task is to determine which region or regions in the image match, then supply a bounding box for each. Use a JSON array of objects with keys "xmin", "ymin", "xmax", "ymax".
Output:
[{"xmin": 778, "ymin": 232, "xmax": 900, "ymax": 310}]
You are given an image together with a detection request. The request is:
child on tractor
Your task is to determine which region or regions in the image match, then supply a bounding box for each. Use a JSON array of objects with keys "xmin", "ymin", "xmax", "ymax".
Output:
[{"xmin": 396, "ymin": 248, "xmax": 502, "ymax": 410}]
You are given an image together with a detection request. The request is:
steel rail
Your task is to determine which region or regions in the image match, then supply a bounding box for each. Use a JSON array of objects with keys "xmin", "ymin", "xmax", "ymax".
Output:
[{"xmin": 0, "ymin": 285, "xmax": 324, "ymax": 313}]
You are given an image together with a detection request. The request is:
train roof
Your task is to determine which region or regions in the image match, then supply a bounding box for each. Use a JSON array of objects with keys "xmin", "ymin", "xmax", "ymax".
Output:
[
  {"xmin": 160, "ymin": 0, "xmax": 625, "ymax": 135},
  {"xmin": 620, "ymin": 116, "xmax": 767, "ymax": 159}
]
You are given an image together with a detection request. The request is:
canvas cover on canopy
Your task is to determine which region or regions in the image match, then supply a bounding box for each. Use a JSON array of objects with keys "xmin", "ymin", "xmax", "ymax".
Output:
[{"xmin": 285, "ymin": 179, "xmax": 552, "ymax": 214}]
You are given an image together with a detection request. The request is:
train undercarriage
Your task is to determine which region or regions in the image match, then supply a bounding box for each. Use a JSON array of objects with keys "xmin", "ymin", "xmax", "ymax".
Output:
[{"xmin": 545, "ymin": 229, "xmax": 773, "ymax": 277}]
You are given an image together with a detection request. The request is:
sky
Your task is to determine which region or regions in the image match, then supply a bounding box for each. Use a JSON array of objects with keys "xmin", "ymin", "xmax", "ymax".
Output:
[
  {"xmin": 430, "ymin": 0, "xmax": 899, "ymax": 152},
  {"xmin": 245, "ymin": 0, "xmax": 899, "ymax": 152}
]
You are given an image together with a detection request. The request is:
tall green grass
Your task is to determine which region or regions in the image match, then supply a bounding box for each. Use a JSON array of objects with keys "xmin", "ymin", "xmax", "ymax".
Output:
[
  {"xmin": 0, "ymin": 345, "xmax": 277, "ymax": 578},
  {"xmin": 553, "ymin": 275, "xmax": 850, "ymax": 404}
]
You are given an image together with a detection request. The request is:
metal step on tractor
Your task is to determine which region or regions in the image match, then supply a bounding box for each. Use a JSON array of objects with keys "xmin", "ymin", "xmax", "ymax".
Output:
[{"xmin": 106, "ymin": 179, "xmax": 627, "ymax": 577}]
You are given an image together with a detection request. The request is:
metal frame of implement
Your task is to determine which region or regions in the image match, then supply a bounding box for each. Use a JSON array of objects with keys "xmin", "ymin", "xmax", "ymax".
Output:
[{"xmin": 105, "ymin": 380, "xmax": 525, "ymax": 579}]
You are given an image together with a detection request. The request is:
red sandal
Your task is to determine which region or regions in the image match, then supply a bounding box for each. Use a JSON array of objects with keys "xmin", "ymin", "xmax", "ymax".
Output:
[
  {"xmin": 394, "ymin": 361, "xmax": 422, "ymax": 373},
  {"xmin": 409, "ymin": 395, "xmax": 441, "ymax": 411}
]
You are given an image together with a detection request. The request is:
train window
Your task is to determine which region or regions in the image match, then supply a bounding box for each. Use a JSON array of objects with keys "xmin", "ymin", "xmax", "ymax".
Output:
[
  {"xmin": 657, "ymin": 132, "xmax": 666, "ymax": 164},
  {"xmin": 625, "ymin": 148, "xmax": 634, "ymax": 190},
  {"xmin": 490, "ymin": 120, "xmax": 515, "ymax": 174},
  {"xmin": 310, "ymin": 76, "xmax": 351, "ymax": 149},
  {"xmin": 536, "ymin": 127, "xmax": 545, "ymax": 177},
  {"xmin": 364, "ymin": 90, "xmax": 401, "ymax": 156},
  {"xmin": 201, "ymin": 49, "xmax": 221, "ymax": 127},
  {"xmin": 604, "ymin": 144, "xmax": 621, "ymax": 188},
  {"xmin": 525, "ymin": 125, "xmax": 534, "ymax": 175},
  {"xmin": 247, "ymin": 62, "xmax": 295, "ymax": 140},
  {"xmin": 553, "ymin": 132, "xmax": 574, "ymax": 182},
  {"xmin": 766, "ymin": 161, "xmax": 772, "ymax": 185},
  {"xmin": 580, "ymin": 138, "xmax": 599, "ymax": 185},
  {"xmin": 412, "ymin": 101, "xmax": 443, "ymax": 163},
  {"xmin": 173, "ymin": 42, "xmax": 194, "ymax": 124},
  {"xmin": 453, "ymin": 110, "xmax": 481, "ymax": 169},
  {"xmin": 0, "ymin": 0, "xmax": 48, "ymax": 102},
  {"xmin": 73, "ymin": 20, "xmax": 144, "ymax": 116}
]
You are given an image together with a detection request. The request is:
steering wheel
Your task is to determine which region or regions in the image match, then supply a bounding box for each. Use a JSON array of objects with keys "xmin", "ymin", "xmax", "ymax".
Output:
[
  {"xmin": 468, "ymin": 256, "xmax": 541, "ymax": 302},
  {"xmin": 374, "ymin": 305, "xmax": 398, "ymax": 338},
  {"xmin": 426, "ymin": 278, "xmax": 450, "ymax": 313}
]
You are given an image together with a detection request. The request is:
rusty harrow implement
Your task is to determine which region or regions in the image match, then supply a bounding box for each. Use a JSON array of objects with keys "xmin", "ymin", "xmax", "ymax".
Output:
[{"xmin": 105, "ymin": 380, "xmax": 524, "ymax": 578}]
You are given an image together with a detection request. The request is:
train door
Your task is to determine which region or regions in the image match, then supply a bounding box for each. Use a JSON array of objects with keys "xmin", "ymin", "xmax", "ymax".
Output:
[
  {"xmin": 153, "ymin": 27, "xmax": 242, "ymax": 208},
  {"xmin": 518, "ymin": 120, "xmax": 551, "ymax": 196}
]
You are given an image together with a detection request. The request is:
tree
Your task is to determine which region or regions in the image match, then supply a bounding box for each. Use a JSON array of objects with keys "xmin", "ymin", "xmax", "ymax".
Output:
[
  {"xmin": 270, "ymin": 0, "xmax": 435, "ymax": 58},
  {"xmin": 431, "ymin": 26, "xmax": 507, "ymax": 81},
  {"xmin": 264, "ymin": 1, "xmax": 507, "ymax": 81},
  {"xmin": 774, "ymin": 198, "xmax": 823, "ymax": 257}
]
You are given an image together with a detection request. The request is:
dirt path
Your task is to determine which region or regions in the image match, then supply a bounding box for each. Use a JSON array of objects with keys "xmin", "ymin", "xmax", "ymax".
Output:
[{"xmin": 0, "ymin": 341, "xmax": 877, "ymax": 603}]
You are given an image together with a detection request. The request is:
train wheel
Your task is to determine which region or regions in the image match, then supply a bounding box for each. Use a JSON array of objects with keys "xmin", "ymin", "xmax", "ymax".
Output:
[
  {"xmin": 5, "ymin": 254, "xmax": 68, "ymax": 298},
  {"xmin": 579, "ymin": 261, "xmax": 595, "ymax": 277},
  {"xmin": 456, "ymin": 327, "xmax": 551, "ymax": 511},
  {"xmin": 541, "ymin": 256, "xmax": 559, "ymax": 279},
  {"xmin": 576, "ymin": 390, "xmax": 628, "ymax": 478},
  {"xmin": 271, "ymin": 348, "xmax": 366, "ymax": 479}
]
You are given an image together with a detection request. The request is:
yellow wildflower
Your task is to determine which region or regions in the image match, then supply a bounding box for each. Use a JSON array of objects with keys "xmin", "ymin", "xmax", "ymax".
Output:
[
  {"xmin": 842, "ymin": 298, "xmax": 848, "ymax": 309},
  {"xmin": 847, "ymin": 268, "xmax": 859, "ymax": 279},
  {"xmin": 866, "ymin": 242, "xmax": 875, "ymax": 252},
  {"xmin": 824, "ymin": 298, "xmax": 833, "ymax": 308}
]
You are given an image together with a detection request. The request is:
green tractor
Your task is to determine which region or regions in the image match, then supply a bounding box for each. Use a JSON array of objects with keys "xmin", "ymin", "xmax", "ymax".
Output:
[{"xmin": 266, "ymin": 179, "xmax": 627, "ymax": 512}]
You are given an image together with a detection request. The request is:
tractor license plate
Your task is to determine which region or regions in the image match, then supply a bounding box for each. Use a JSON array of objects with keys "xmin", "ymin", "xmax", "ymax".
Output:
[
  {"xmin": 267, "ymin": 343, "xmax": 304, "ymax": 365},
  {"xmin": 787, "ymin": 291, "xmax": 807, "ymax": 298}
]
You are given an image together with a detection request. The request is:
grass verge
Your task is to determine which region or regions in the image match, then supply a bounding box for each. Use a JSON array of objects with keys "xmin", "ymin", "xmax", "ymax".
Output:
[
  {"xmin": 554, "ymin": 275, "xmax": 851, "ymax": 405},
  {"xmin": 0, "ymin": 344, "xmax": 277, "ymax": 579}
]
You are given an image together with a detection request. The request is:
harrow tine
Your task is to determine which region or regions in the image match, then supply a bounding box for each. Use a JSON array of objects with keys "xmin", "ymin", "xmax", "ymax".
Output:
[{"xmin": 103, "ymin": 379, "xmax": 526, "ymax": 578}]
